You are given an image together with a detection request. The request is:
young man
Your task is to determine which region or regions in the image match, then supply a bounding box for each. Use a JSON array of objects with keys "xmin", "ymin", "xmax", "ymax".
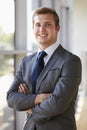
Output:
[{"xmin": 7, "ymin": 7, "xmax": 82, "ymax": 130}]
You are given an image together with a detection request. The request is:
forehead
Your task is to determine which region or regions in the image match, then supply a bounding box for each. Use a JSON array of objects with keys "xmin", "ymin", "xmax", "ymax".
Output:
[{"xmin": 33, "ymin": 14, "xmax": 55, "ymax": 23}]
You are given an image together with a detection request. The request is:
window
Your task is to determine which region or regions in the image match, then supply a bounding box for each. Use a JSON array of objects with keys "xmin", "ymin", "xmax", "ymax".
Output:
[{"xmin": 0, "ymin": 0, "xmax": 15, "ymax": 130}]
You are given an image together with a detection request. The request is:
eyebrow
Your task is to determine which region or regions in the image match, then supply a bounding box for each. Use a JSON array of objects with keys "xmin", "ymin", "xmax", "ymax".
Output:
[{"xmin": 35, "ymin": 21, "xmax": 53, "ymax": 24}]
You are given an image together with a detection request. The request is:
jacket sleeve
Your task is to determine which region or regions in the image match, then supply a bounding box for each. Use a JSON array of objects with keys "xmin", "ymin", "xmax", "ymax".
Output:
[
  {"xmin": 7, "ymin": 57, "xmax": 36, "ymax": 111},
  {"xmin": 32, "ymin": 55, "xmax": 82, "ymax": 123}
]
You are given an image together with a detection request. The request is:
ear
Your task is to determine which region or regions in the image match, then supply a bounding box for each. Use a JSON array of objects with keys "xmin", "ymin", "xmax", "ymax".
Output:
[{"xmin": 57, "ymin": 25, "xmax": 60, "ymax": 32}]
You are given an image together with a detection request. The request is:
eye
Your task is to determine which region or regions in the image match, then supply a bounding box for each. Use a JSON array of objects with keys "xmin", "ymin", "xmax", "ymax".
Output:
[
  {"xmin": 45, "ymin": 23, "xmax": 51, "ymax": 27},
  {"xmin": 35, "ymin": 23, "xmax": 41, "ymax": 27}
]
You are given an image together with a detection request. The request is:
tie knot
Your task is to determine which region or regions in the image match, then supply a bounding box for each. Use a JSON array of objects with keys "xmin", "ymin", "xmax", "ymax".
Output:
[{"xmin": 38, "ymin": 51, "xmax": 47, "ymax": 59}]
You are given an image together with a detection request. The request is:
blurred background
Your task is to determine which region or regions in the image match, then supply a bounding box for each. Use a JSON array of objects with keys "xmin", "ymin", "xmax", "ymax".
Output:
[{"xmin": 0, "ymin": 0, "xmax": 87, "ymax": 130}]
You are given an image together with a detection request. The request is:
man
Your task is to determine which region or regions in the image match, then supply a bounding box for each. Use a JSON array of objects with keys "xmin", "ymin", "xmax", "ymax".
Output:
[{"xmin": 7, "ymin": 7, "xmax": 82, "ymax": 130}]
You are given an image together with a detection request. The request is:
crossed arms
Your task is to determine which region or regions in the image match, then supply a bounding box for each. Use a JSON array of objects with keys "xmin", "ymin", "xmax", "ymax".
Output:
[
  {"xmin": 7, "ymin": 54, "xmax": 82, "ymax": 123},
  {"xmin": 18, "ymin": 83, "xmax": 51, "ymax": 114}
]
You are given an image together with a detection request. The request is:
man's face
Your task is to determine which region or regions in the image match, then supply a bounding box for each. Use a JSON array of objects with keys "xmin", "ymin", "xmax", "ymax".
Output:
[{"xmin": 33, "ymin": 14, "xmax": 60, "ymax": 49}]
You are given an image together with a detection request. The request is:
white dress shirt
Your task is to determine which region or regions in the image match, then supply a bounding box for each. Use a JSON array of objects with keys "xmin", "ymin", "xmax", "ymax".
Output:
[{"xmin": 38, "ymin": 41, "xmax": 59, "ymax": 66}]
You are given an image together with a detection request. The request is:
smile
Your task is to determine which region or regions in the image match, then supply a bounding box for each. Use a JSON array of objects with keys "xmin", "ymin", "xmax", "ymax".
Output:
[{"xmin": 39, "ymin": 34, "xmax": 47, "ymax": 37}]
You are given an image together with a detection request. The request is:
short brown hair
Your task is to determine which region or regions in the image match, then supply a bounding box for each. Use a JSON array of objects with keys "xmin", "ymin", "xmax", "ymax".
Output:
[{"xmin": 32, "ymin": 7, "xmax": 60, "ymax": 26}]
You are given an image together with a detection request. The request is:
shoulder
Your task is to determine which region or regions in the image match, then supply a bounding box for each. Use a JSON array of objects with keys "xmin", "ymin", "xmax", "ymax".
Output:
[
  {"xmin": 18, "ymin": 52, "xmax": 37, "ymax": 68},
  {"xmin": 59, "ymin": 44, "xmax": 81, "ymax": 62},
  {"xmin": 22, "ymin": 52, "xmax": 37, "ymax": 62}
]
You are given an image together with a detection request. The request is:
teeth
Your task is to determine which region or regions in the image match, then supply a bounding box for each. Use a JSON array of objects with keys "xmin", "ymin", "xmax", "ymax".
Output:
[{"xmin": 39, "ymin": 34, "xmax": 47, "ymax": 37}]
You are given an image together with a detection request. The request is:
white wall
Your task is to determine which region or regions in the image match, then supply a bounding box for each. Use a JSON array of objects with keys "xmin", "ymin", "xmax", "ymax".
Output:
[{"xmin": 73, "ymin": 0, "xmax": 87, "ymax": 53}]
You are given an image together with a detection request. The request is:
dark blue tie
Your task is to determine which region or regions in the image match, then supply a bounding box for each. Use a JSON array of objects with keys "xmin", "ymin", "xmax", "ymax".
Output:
[{"xmin": 32, "ymin": 51, "xmax": 47, "ymax": 94}]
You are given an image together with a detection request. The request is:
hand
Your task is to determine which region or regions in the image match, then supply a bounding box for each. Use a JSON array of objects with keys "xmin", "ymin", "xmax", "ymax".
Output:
[
  {"xmin": 35, "ymin": 93, "xmax": 52, "ymax": 105},
  {"xmin": 26, "ymin": 93, "xmax": 52, "ymax": 114},
  {"xmin": 18, "ymin": 83, "xmax": 29, "ymax": 94},
  {"xmin": 26, "ymin": 109, "xmax": 32, "ymax": 114}
]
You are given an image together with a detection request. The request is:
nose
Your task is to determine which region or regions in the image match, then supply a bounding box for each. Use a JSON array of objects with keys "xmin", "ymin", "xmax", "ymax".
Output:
[{"xmin": 40, "ymin": 25, "xmax": 45, "ymax": 31}]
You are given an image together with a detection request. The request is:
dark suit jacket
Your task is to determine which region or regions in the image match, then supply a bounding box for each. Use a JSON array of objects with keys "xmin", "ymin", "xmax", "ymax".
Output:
[{"xmin": 7, "ymin": 45, "xmax": 82, "ymax": 130}]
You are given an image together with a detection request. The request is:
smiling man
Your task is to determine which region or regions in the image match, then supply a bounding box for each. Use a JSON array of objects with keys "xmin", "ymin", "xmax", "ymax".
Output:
[
  {"xmin": 7, "ymin": 7, "xmax": 82, "ymax": 130},
  {"xmin": 32, "ymin": 12, "xmax": 60, "ymax": 50}
]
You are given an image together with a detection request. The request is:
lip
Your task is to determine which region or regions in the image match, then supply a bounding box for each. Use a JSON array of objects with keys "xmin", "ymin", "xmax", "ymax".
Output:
[{"xmin": 39, "ymin": 34, "xmax": 48, "ymax": 37}]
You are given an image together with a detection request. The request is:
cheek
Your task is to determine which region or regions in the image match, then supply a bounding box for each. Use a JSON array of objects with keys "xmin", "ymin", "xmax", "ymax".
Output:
[
  {"xmin": 34, "ymin": 27, "xmax": 39, "ymax": 33},
  {"xmin": 33, "ymin": 29, "xmax": 38, "ymax": 36}
]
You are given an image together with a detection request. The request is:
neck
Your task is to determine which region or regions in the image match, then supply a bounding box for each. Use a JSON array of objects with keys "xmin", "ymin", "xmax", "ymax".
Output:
[{"xmin": 39, "ymin": 41, "xmax": 57, "ymax": 50}]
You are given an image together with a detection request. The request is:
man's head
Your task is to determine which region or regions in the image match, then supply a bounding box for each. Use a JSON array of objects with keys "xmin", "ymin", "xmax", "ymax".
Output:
[
  {"xmin": 32, "ymin": 7, "xmax": 60, "ymax": 50},
  {"xmin": 32, "ymin": 7, "xmax": 60, "ymax": 27}
]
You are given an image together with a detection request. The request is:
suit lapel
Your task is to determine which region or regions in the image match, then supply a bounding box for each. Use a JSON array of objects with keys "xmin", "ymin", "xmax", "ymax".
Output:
[{"xmin": 36, "ymin": 45, "xmax": 64, "ymax": 92}]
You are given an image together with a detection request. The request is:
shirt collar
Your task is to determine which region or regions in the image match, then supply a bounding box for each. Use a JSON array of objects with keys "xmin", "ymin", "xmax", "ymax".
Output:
[{"xmin": 38, "ymin": 40, "xmax": 59, "ymax": 57}]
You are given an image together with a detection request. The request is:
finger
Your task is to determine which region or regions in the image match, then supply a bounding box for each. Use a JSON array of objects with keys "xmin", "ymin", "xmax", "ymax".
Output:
[
  {"xmin": 23, "ymin": 84, "xmax": 29, "ymax": 94},
  {"xmin": 46, "ymin": 93, "xmax": 51, "ymax": 98},
  {"xmin": 18, "ymin": 86, "xmax": 23, "ymax": 93},
  {"xmin": 20, "ymin": 84, "xmax": 27, "ymax": 94},
  {"xmin": 41, "ymin": 94, "xmax": 51, "ymax": 101},
  {"xmin": 26, "ymin": 109, "xmax": 32, "ymax": 114}
]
